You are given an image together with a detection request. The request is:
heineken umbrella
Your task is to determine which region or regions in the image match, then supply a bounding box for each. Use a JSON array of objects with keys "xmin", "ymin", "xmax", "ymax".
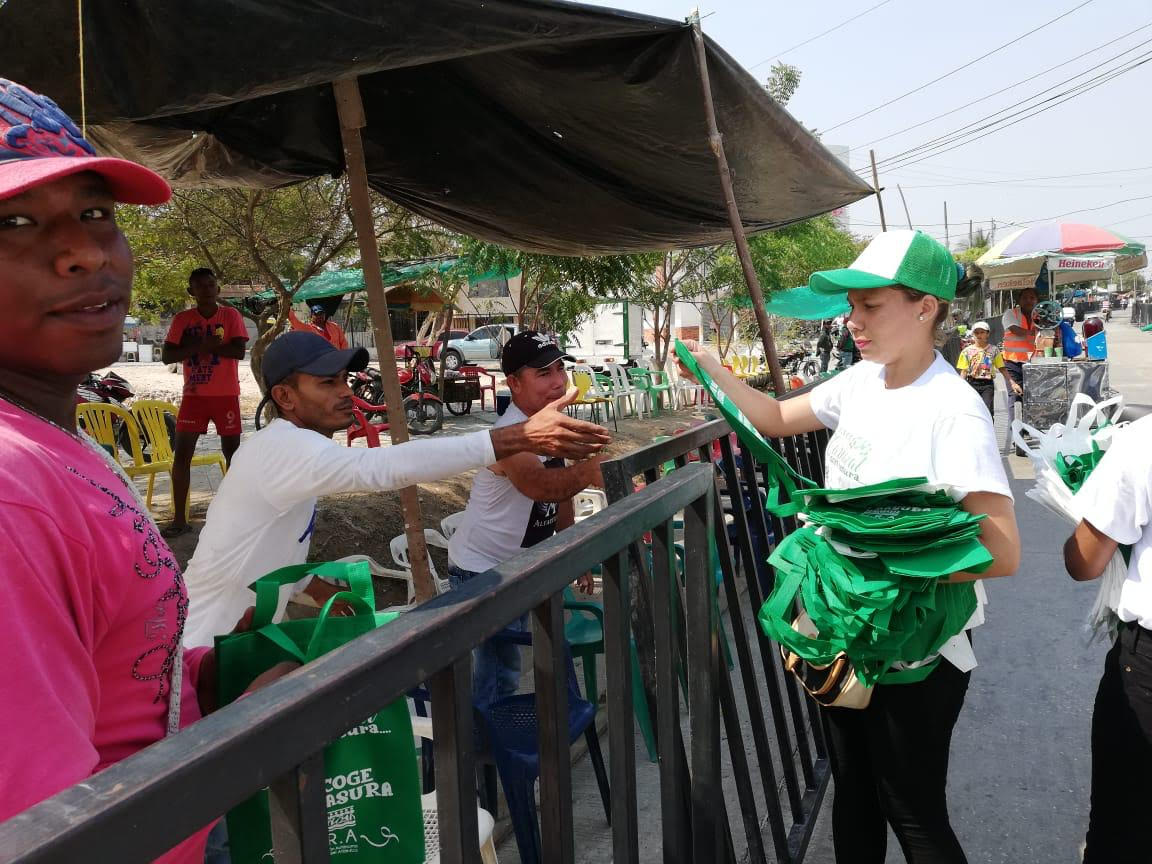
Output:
[{"xmin": 978, "ymin": 223, "xmax": 1146, "ymax": 282}]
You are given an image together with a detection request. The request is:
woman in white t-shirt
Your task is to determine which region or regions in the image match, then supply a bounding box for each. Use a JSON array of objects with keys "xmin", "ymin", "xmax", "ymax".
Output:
[
  {"xmin": 1065, "ymin": 413, "xmax": 1152, "ymax": 864},
  {"xmin": 684, "ymin": 230, "xmax": 1020, "ymax": 864}
]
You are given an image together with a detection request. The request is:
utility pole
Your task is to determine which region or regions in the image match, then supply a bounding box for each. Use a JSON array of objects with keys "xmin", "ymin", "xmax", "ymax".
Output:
[
  {"xmin": 869, "ymin": 149, "xmax": 887, "ymax": 231},
  {"xmin": 944, "ymin": 202, "xmax": 950, "ymax": 249},
  {"xmin": 897, "ymin": 184, "xmax": 913, "ymax": 230}
]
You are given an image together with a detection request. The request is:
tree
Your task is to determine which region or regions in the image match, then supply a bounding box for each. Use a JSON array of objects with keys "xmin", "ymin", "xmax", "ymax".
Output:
[
  {"xmin": 687, "ymin": 215, "xmax": 860, "ymax": 358},
  {"xmin": 118, "ymin": 205, "xmax": 200, "ymax": 323},
  {"xmin": 457, "ymin": 239, "xmax": 649, "ymax": 332},
  {"xmin": 122, "ymin": 179, "xmax": 443, "ymax": 385},
  {"xmin": 765, "ymin": 62, "xmax": 802, "ymax": 108},
  {"xmin": 622, "ymin": 249, "xmax": 718, "ymax": 366}
]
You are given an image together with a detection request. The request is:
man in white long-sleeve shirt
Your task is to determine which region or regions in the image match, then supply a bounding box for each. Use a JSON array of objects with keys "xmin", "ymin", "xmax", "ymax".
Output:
[{"xmin": 182, "ymin": 331, "xmax": 609, "ymax": 646}]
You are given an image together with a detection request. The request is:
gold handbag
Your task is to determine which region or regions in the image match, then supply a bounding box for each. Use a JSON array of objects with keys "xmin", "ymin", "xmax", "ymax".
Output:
[{"xmin": 780, "ymin": 613, "xmax": 873, "ymax": 710}]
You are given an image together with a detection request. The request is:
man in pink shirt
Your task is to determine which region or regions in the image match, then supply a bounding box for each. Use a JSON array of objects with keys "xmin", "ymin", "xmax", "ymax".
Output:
[
  {"xmin": 0, "ymin": 77, "xmax": 264, "ymax": 863},
  {"xmin": 162, "ymin": 267, "xmax": 249, "ymax": 538}
]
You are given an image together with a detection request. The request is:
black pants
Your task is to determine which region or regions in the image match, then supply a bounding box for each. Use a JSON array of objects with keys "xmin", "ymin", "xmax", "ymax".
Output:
[
  {"xmin": 1084, "ymin": 622, "xmax": 1152, "ymax": 863},
  {"xmin": 1003, "ymin": 360, "xmax": 1024, "ymax": 404},
  {"xmin": 825, "ymin": 660, "xmax": 971, "ymax": 864},
  {"xmin": 968, "ymin": 378, "xmax": 994, "ymax": 418}
]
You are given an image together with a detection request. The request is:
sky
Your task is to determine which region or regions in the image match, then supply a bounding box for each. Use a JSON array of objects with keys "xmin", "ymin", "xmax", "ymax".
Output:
[{"xmin": 579, "ymin": 0, "xmax": 1152, "ymax": 262}]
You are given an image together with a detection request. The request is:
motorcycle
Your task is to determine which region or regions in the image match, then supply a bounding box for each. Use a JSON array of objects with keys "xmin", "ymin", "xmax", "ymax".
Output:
[
  {"xmin": 347, "ymin": 347, "xmax": 445, "ymax": 435},
  {"xmin": 76, "ymin": 370, "xmax": 176, "ymax": 461}
]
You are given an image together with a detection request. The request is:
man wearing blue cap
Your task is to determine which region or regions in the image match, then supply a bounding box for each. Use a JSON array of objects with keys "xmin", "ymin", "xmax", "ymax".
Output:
[
  {"xmin": 289, "ymin": 301, "xmax": 347, "ymax": 349},
  {"xmin": 181, "ymin": 330, "xmax": 609, "ymax": 647}
]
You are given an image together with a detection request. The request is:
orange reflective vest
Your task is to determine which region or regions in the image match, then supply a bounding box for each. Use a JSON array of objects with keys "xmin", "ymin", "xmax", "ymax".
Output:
[{"xmin": 1002, "ymin": 307, "xmax": 1036, "ymax": 362}]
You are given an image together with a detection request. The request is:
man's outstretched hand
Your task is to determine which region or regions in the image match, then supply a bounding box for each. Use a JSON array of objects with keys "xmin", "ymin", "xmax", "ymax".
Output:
[{"xmin": 493, "ymin": 388, "xmax": 612, "ymax": 460}]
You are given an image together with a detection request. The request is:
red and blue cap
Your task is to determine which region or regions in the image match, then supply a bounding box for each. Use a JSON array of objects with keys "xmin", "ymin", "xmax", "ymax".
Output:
[{"xmin": 0, "ymin": 78, "xmax": 170, "ymax": 205}]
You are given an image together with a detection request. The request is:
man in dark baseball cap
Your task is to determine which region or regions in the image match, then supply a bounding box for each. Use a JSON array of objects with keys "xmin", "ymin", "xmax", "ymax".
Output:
[
  {"xmin": 449, "ymin": 329, "xmax": 603, "ymax": 706},
  {"xmin": 500, "ymin": 329, "xmax": 574, "ymax": 376},
  {"xmin": 183, "ymin": 328, "xmax": 610, "ymax": 650}
]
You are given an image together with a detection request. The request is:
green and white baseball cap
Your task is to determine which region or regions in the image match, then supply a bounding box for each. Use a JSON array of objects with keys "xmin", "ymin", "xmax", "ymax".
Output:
[{"xmin": 809, "ymin": 229, "xmax": 957, "ymax": 301}]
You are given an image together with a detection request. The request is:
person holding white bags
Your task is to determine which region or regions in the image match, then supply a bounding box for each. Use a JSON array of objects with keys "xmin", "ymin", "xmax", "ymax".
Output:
[{"xmin": 1065, "ymin": 412, "xmax": 1152, "ymax": 864}]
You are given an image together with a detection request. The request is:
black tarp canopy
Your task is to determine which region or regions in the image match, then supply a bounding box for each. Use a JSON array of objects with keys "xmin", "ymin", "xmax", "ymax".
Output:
[{"xmin": 0, "ymin": 0, "xmax": 871, "ymax": 254}]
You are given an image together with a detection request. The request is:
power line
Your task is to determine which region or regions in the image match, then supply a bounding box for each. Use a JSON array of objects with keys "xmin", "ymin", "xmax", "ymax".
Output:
[
  {"xmin": 871, "ymin": 49, "xmax": 1152, "ymax": 174},
  {"xmin": 748, "ymin": 0, "xmax": 896, "ymax": 70},
  {"xmin": 1013, "ymin": 194, "xmax": 1152, "ymax": 226},
  {"xmin": 897, "ymin": 165, "xmax": 1152, "ymax": 189},
  {"xmin": 824, "ymin": 0, "xmax": 1096, "ymax": 133},
  {"xmin": 870, "ymin": 38, "xmax": 1152, "ymax": 170},
  {"xmin": 855, "ymin": 20, "xmax": 1152, "ymax": 150}
]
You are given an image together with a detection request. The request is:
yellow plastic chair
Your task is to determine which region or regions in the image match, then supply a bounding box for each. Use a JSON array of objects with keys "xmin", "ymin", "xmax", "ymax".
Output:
[
  {"xmin": 76, "ymin": 402, "xmax": 172, "ymax": 509},
  {"xmin": 570, "ymin": 366, "xmax": 616, "ymax": 430},
  {"xmin": 131, "ymin": 400, "xmax": 227, "ymax": 517}
]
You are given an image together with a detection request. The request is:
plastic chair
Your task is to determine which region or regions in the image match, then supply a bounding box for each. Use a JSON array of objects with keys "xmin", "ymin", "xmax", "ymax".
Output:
[
  {"xmin": 459, "ymin": 364, "xmax": 497, "ymax": 412},
  {"xmin": 475, "ymin": 630, "xmax": 611, "ymax": 864},
  {"xmin": 569, "ymin": 365, "xmax": 616, "ymax": 431},
  {"xmin": 626, "ymin": 367, "xmax": 657, "ymax": 416},
  {"xmin": 76, "ymin": 403, "xmax": 172, "ymax": 512},
  {"xmin": 132, "ymin": 400, "xmax": 227, "ymax": 519},
  {"xmin": 573, "ymin": 488, "xmax": 607, "ymax": 521},
  {"xmin": 410, "ymin": 721, "xmax": 499, "ymax": 864},
  {"xmin": 334, "ymin": 553, "xmax": 421, "ymax": 610},
  {"xmin": 604, "ymin": 363, "xmax": 645, "ymax": 419},
  {"xmin": 642, "ymin": 363, "xmax": 674, "ymax": 414},
  {"xmin": 663, "ymin": 355, "xmax": 704, "ymax": 408},
  {"xmin": 563, "ymin": 586, "xmax": 658, "ymax": 764},
  {"xmin": 440, "ymin": 511, "xmax": 466, "ymax": 539},
  {"xmin": 390, "ymin": 530, "xmax": 451, "ymax": 597}
]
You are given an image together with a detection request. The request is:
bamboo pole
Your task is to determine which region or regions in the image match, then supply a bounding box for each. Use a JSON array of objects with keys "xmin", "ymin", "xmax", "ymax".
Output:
[
  {"xmin": 689, "ymin": 16, "xmax": 787, "ymax": 397},
  {"xmin": 333, "ymin": 78, "xmax": 436, "ymax": 602},
  {"xmin": 869, "ymin": 150, "xmax": 887, "ymax": 231}
]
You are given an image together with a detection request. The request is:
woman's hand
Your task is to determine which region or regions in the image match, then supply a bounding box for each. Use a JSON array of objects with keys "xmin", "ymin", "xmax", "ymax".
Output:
[{"xmin": 676, "ymin": 339, "xmax": 718, "ymax": 383}]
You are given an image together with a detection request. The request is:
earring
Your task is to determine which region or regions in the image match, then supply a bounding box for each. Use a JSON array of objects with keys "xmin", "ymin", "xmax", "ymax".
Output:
[{"xmin": 918, "ymin": 314, "xmax": 925, "ymax": 321}]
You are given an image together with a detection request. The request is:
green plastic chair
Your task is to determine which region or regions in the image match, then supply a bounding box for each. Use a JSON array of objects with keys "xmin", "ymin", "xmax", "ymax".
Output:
[
  {"xmin": 627, "ymin": 368, "xmax": 659, "ymax": 416},
  {"xmin": 564, "ymin": 586, "xmax": 658, "ymax": 763}
]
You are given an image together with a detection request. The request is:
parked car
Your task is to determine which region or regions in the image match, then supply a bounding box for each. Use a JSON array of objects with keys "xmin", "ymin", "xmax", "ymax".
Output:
[
  {"xmin": 440, "ymin": 324, "xmax": 517, "ymax": 370},
  {"xmin": 393, "ymin": 329, "xmax": 468, "ymax": 362}
]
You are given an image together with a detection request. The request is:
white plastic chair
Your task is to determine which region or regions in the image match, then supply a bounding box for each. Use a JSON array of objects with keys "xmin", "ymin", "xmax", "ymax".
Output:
[
  {"xmin": 333, "ymin": 553, "xmax": 421, "ymax": 608},
  {"xmin": 440, "ymin": 511, "xmax": 466, "ymax": 540},
  {"xmin": 605, "ymin": 363, "xmax": 646, "ymax": 419},
  {"xmin": 389, "ymin": 530, "xmax": 451, "ymax": 599},
  {"xmin": 411, "ymin": 719, "xmax": 499, "ymax": 864},
  {"xmin": 574, "ymin": 488, "xmax": 608, "ymax": 521},
  {"xmin": 664, "ymin": 355, "xmax": 704, "ymax": 408}
]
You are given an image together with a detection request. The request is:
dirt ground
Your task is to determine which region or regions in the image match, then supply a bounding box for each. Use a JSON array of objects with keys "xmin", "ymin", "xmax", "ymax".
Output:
[{"xmin": 104, "ymin": 354, "xmax": 715, "ymax": 589}]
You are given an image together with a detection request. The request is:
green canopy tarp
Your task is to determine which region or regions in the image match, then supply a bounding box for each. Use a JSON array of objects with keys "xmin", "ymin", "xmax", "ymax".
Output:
[
  {"xmin": 761, "ymin": 286, "xmax": 850, "ymax": 320},
  {"xmin": 252, "ymin": 259, "xmax": 461, "ymax": 303}
]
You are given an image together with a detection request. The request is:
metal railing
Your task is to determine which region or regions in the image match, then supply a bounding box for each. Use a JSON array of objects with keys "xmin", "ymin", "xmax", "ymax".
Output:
[
  {"xmin": 601, "ymin": 398, "xmax": 831, "ymax": 864},
  {"xmin": 0, "ymin": 388, "xmax": 834, "ymax": 864},
  {"xmin": 0, "ymin": 465, "xmax": 725, "ymax": 864}
]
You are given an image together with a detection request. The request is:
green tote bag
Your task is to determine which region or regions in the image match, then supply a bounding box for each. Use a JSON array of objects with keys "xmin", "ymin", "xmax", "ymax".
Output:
[{"xmin": 215, "ymin": 561, "xmax": 424, "ymax": 863}]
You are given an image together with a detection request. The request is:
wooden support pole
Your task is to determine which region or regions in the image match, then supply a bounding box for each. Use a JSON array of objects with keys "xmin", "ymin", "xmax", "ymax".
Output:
[
  {"xmin": 944, "ymin": 201, "xmax": 950, "ymax": 250},
  {"xmin": 869, "ymin": 150, "xmax": 887, "ymax": 231},
  {"xmin": 333, "ymin": 77, "xmax": 436, "ymax": 602},
  {"xmin": 690, "ymin": 17, "xmax": 787, "ymax": 397},
  {"xmin": 897, "ymin": 184, "xmax": 913, "ymax": 230}
]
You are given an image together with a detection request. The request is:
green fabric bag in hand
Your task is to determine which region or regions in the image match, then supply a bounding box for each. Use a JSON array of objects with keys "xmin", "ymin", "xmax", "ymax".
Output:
[
  {"xmin": 674, "ymin": 340, "xmax": 817, "ymax": 513},
  {"xmin": 216, "ymin": 561, "xmax": 424, "ymax": 863}
]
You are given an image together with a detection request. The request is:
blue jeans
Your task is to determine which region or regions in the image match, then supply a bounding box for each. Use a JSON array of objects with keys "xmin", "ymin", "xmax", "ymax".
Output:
[
  {"xmin": 449, "ymin": 565, "xmax": 526, "ymax": 707},
  {"xmin": 204, "ymin": 819, "xmax": 230, "ymax": 864}
]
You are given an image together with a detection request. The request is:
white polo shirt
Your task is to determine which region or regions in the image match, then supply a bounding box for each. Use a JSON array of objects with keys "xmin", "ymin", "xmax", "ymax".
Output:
[{"xmin": 1074, "ymin": 415, "xmax": 1152, "ymax": 629}]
